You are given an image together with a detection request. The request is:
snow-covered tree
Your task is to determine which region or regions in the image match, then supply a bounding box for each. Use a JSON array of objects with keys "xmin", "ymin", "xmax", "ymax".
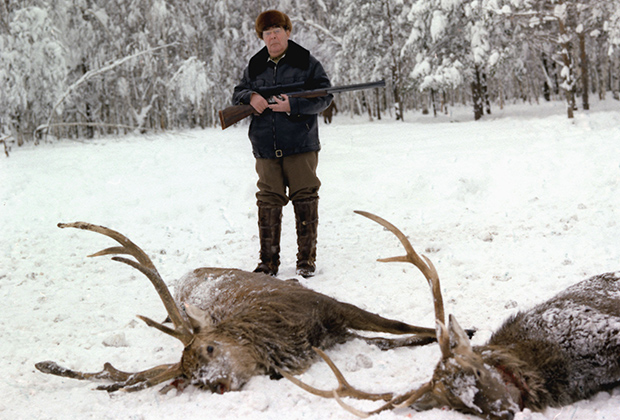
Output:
[
  {"xmin": 2, "ymin": 0, "xmax": 620, "ymax": 145},
  {"xmin": 404, "ymin": 0, "xmax": 501, "ymax": 119},
  {"xmin": 329, "ymin": 0, "xmax": 412, "ymax": 120},
  {"xmin": 507, "ymin": 0, "xmax": 617, "ymax": 117},
  {"xmin": 601, "ymin": 2, "xmax": 620, "ymax": 99},
  {"xmin": 0, "ymin": 6, "xmax": 66, "ymax": 143}
]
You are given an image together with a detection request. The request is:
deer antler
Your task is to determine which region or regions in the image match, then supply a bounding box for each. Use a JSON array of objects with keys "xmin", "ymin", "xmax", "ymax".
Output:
[
  {"xmin": 278, "ymin": 347, "xmax": 433, "ymax": 418},
  {"xmin": 57, "ymin": 222, "xmax": 194, "ymax": 345},
  {"xmin": 35, "ymin": 222, "xmax": 194, "ymax": 392},
  {"xmin": 277, "ymin": 347, "xmax": 394, "ymax": 401},
  {"xmin": 354, "ymin": 211, "xmax": 445, "ymax": 326},
  {"xmin": 281, "ymin": 211, "xmax": 447, "ymax": 417},
  {"xmin": 333, "ymin": 380, "xmax": 435, "ymax": 418},
  {"xmin": 354, "ymin": 211, "xmax": 452, "ymax": 358}
]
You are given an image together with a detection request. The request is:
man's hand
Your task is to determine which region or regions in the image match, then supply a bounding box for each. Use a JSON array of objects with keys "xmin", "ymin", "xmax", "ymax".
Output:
[
  {"xmin": 268, "ymin": 94, "xmax": 291, "ymax": 113},
  {"xmin": 250, "ymin": 93, "xmax": 269, "ymax": 114},
  {"xmin": 250, "ymin": 93, "xmax": 291, "ymax": 114}
]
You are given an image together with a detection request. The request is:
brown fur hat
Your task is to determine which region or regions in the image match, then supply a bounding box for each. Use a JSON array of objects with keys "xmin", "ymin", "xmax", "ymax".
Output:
[{"xmin": 255, "ymin": 10, "xmax": 292, "ymax": 39}]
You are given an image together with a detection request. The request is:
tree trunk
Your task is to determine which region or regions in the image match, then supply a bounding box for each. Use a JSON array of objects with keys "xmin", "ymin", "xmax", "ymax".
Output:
[
  {"xmin": 612, "ymin": 53, "xmax": 620, "ymax": 101},
  {"xmin": 421, "ymin": 91, "xmax": 429, "ymax": 115},
  {"xmin": 471, "ymin": 65, "xmax": 484, "ymax": 120},
  {"xmin": 362, "ymin": 93, "xmax": 373, "ymax": 121},
  {"xmin": 578, "ymin": 31, "xmax": 589, "ymax": 111},
  {"xmin": 393, "ymin": 85, "xmax": 403, "ymax": 121},
  {"xmin": 542, "ymin": 54, "xmax": 552, "ymax": 102},
  {"xmin": 483, "ymin": 72, "xmax": 491, "ymax": 115},
  {"xmin": 557, "ymin": 13, "xmax": 575, "ymax": 118},
  {"xmin": 596, "ymin": 46, "xmax": 607, "ymax": 100},
  {"xmin": 384, "ymin": 0, "xmax": 403, "ymax": 121}
]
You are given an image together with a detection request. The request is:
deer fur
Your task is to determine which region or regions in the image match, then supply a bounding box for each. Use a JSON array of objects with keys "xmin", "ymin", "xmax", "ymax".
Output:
[
  {"xmin": 174, "ymin": 266, "xmax": 439, "ymax": 392},
  {"xmin": 408, "ymin": 271, "xmax": 620, "ymax": 420},
  {"xmin": 284, "ymin": 212, "xmax": 620, "ymax": 420},
  {"xmin": 35, "ymin": 221, "xmax": 436, "ymax": 394}
]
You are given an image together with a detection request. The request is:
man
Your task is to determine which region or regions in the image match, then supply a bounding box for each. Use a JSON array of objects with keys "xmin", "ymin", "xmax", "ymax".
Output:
[{"xmin": 232, "ymin": 10, "xmax": 332, "ymax": 278}]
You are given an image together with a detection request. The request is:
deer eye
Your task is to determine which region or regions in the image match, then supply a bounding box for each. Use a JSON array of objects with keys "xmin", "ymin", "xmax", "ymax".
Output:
[{"xmin": 206, "ymin": 345, "xmax": 214, "ymax": 354}]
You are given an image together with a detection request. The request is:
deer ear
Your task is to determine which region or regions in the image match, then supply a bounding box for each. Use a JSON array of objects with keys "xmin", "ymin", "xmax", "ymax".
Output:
[
  {"xmin": 448, "ymin": 314, "xmax": 472, "ymax": 355},
  {"xmin": 184, "ymin": 303, "xmax": 212, "ymax": 331},
  {"xmin": 436, "ymin": 319, "xmax": 452, "ymax": 359}
]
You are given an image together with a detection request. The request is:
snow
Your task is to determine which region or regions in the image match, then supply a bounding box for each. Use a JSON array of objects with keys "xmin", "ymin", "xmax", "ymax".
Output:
[
  {"xmin": 170, "ymin": 57, "xmax": 210, "ymax": 105},
  {"xmin": 430, "ymin": 10, "xmax": 447, "ymax": 42},
  {"xmin": 2, "ymin": 99, "xmax": 620, "ymax": 420}
]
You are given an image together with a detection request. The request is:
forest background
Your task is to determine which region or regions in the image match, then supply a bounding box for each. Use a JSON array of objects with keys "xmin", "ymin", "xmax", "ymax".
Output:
[{"xmin": 1, "ymin": 0, "xmax": 620, "ymax": 147}]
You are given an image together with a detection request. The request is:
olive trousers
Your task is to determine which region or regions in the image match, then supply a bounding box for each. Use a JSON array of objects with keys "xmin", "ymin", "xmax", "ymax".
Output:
[{"xmin": 255, "ymin": 151, "xmax": 320, "ymax": 206}]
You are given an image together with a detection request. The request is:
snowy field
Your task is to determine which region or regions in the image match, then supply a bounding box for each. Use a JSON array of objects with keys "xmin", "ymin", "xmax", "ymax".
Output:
[{"xmin": 2, "ymin": 99, "xmax": 620, "ymax": 420}]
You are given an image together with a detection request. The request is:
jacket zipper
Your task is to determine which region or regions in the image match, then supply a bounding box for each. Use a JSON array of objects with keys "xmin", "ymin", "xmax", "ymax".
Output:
[{"xmin": 273, "ymin": 64, "xmax": 283, "ymax": 158}]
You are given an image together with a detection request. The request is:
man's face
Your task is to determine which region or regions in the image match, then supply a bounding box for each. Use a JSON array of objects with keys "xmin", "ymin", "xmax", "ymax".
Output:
[{"xmin": 262, "ymin": 26, "xmax": 290, "ymax": 58}]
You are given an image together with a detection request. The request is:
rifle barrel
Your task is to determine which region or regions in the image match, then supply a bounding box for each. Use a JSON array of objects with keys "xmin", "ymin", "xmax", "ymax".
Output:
[
  {"xmin": 327, "ymin": 80, "xmax": 386, "ymax": 94},
  {"xmin": 219, "ymin": 79, "xmax": 385, "ymax": 130},
  {"xmin": 288, "ymin": 80, "xmax": 385, "ymax": 98}
]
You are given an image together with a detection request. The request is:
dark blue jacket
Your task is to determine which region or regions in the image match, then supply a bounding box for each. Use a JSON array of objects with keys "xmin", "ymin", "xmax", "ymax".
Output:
[{"xmin": 232, "ymin": 41, "xmax": 332, "ymax": 159}]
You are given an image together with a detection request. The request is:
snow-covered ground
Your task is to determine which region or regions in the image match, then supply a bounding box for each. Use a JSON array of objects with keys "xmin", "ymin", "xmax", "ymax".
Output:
[{"xmin": 2, "ymin": 99, "xmax": 620, "ymax": 420}]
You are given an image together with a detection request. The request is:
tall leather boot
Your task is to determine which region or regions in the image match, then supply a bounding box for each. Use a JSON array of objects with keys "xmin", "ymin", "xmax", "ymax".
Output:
[
  {"xmin": 254, "ymin": 203, "xmax": 282, "ymax": 276},
  {"xmin": 293, "ymin": 197, "xmax": 318, "ymax": 278}
]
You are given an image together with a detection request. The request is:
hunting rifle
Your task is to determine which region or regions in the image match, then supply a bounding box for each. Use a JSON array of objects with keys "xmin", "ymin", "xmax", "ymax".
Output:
[{"xmin": 218, "ymin": 80, "xmax": 385, "ymax": 130}]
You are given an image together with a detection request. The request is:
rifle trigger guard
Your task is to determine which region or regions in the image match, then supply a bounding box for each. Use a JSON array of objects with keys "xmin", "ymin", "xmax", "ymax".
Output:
[{"xmin": 268, "ymin": 95, "xmax": 284, "ymax": 105}]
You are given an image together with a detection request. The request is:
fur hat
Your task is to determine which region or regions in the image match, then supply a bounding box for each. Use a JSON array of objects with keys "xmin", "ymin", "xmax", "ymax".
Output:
[{"xmin": 255, "ymin": 10, "xmax": 292, "ymax": 39}]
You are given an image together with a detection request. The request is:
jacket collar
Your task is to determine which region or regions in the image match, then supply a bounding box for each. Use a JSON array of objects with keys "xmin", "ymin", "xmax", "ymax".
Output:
[{"xmin": 248, "ymin": 40, "xmax": 310, "ymax": 79}]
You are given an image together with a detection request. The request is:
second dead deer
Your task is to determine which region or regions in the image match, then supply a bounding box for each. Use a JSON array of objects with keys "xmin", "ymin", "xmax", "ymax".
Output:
[
  {"xmin": 282, "ymin": 211, "xmax": 620, "ymax": 420},
  {"xmin": 35, "ymin": 220, "xmax": 438, "ymax": 394}
]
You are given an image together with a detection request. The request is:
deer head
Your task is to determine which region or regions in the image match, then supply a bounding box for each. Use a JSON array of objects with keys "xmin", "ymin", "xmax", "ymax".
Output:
[
  {"xmin": 35, "ymin": 222, "xmax": 255, "ymax": 394},
  {"xmin": 37, "ymin": 217, "xmax": 447, "ymax": 395},
  {"xmin": 409, "ymin": 315, "xmax": 520, "ymax": 420},
  {"xmin": 177, "ymin": 303, "xmax": 262, "ymax": 393},
  {"xmin": 281, "ymin": 211, "xmax": 520, "ymax": 420}
]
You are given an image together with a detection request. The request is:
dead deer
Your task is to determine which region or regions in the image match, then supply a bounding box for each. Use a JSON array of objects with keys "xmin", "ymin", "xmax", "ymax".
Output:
[
  {"xmin": 35, "ymin": 220, "xmax": 439, "ymax": 394},
  {"xmin": 281, "ymin": 211, "xmax": 620, "ymax": 420}
]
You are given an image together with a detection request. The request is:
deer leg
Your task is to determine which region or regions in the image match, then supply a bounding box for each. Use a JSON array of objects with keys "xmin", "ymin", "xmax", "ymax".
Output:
[
  {"xmin": 337, "ymin": 300, "xmax": 437, "ymax": 337},
  {"xmin": 355, "ymin": 334, "xmax": 438, "ymax": 350},
  {"xmin": 355, "ymin": 327, "xmax": 476, "ymax": 350}
]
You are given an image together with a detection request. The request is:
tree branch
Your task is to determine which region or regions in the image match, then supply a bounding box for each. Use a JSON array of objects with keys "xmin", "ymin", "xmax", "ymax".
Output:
[
  {"xmin": 43, "ymin": 43, "xmax": 177, "ymax": 138},
  {"xmin": 35, "ymin": 122, "xmax": 152, "ymax": 136},
  {"xmin": 291, "ymin": 18, "xmax": 343, "ymax": 47}
]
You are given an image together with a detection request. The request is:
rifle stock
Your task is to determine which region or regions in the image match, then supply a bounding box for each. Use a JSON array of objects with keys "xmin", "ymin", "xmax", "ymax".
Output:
[
  {"xmin": 219, "ymin": 104, "xmax": 255, "ymax": 130},
  {"xmin": 219, "ymin": 80, "xmax": 385, "ymax": 130}
]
